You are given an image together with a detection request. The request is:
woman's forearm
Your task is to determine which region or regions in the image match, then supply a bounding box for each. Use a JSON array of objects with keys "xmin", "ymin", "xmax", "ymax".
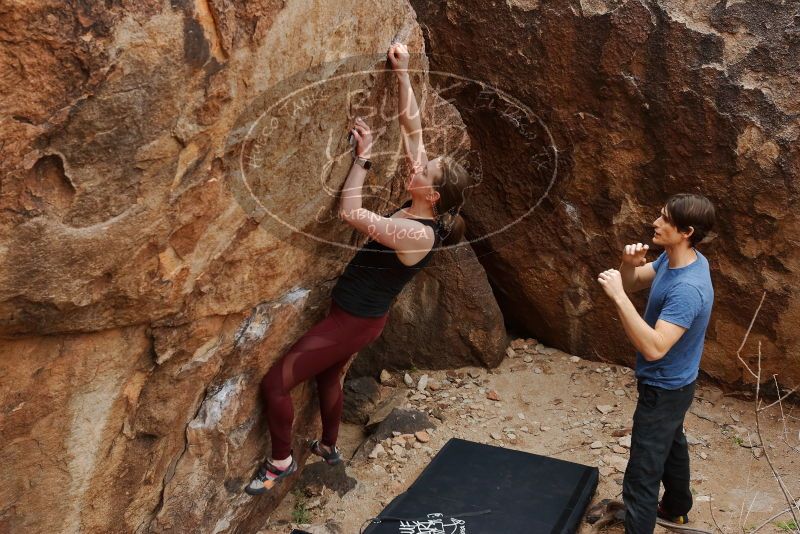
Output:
[
  {"xmin": 396, "ymin": 72, "xmax": 425, "ymax": 163},
  {"xmin": 341, "ymin": 117, "xmax": 372, "ymax": 220},
  {"xmin": 339, "ymin": 162, "xmax": 368, "ymax": 218},
  {"xmin": 397, "ymin": 73, "xmax": 422, "ymax": 136}
]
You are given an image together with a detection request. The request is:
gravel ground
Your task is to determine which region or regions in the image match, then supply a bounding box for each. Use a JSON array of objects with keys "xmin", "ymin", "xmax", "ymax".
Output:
[{"xmin": 260, "ymin": 340, "xmax": 800, "ymax": 534}]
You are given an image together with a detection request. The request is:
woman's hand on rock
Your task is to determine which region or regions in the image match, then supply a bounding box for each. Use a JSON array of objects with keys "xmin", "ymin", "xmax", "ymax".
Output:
[
  {"xmin": 351, "ymin": 117, "xmax": 372, "ymax": 158},
  {"xmin": 387, "ymin": 42, "xmax": 410, "ymax": 73}
]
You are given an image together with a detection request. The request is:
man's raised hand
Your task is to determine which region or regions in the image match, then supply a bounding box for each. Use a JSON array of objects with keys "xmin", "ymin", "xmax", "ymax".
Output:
[
  {"xmin": 622, "ymin": 243, "xmax": 649, "ymax": 267},
  {"xmin": 597, "ymin": 269, "xmax": 626, "ymax": 301}
]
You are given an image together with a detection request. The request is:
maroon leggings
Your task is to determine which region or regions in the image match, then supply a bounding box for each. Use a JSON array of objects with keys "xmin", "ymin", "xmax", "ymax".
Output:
[{"xmin": 260, "ymin": 301, "xmax": 388, "ymax": 460}]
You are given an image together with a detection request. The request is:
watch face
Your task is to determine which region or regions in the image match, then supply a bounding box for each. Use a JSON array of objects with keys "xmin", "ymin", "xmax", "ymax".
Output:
[{"xmin": 363, "ymin": 159, "xmax": 372, "ymax": 170}]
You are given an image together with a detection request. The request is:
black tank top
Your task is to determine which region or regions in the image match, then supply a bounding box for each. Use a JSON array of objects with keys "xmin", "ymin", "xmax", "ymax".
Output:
[{"xmin": 331, "ymin": 201, "xmax": 440, "ymax": 317}]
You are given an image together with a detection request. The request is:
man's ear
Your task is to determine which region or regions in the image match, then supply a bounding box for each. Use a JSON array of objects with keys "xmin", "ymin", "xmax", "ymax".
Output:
[{"xmin": 683, "ymin": 226, "xmax": 695, "ymax": 241}]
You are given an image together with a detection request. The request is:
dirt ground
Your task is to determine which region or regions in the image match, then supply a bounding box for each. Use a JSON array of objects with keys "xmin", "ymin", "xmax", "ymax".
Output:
[{"xmin": 260, "ymin": 340, "xmax": 800, "ymax": 534}]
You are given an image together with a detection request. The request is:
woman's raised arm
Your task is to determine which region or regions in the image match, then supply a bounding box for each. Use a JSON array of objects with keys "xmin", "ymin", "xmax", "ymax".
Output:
[
  {"xmin": 388, "ymin": 43, "xmax": 428, "ymax": 170},
  {"xmin": 339, "ymin": 117, "xmax": 435, "ymax": 258}
]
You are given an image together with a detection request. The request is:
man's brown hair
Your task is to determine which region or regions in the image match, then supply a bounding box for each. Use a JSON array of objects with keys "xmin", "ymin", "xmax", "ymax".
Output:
[{"xmin": 664, "ymin": 193, "xmax": 716, "ymax": 247}]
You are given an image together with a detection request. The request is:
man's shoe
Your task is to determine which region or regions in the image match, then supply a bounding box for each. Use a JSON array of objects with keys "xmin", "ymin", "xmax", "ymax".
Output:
[{"xmin": 657, "ymin": 502, "xmax": 690, "ymax": 525}]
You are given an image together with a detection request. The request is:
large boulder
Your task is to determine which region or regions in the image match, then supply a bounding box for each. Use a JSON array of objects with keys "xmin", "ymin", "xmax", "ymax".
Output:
[
  {"xmin": 0, "ymin": 1, "xmax": 490, "ymax": 532},
  {"xmin": 352, "ymin": 242, "xmax": 508, "ymax": 376},
  {"xmin": 0, "ymin": 288, "xmax": 327, "ymax": 534},
  {"xmin": 410, "ymin": 0, "xmax": 800, "ymax": 387}
]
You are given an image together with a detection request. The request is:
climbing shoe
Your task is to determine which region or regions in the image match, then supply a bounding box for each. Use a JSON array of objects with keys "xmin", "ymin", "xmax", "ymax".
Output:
[
  {"xmin": 244, "ymin": 457, "xmax": 297, "ymax": 495},
  {"xmin": 310, "ymin": 439, "xmax": 343, "ymax": 466}
]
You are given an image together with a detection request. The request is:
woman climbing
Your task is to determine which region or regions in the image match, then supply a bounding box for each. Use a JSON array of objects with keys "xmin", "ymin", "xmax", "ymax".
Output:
[{"xmin": 246, "ymin": 42, "xmax": 476, "ymax": 495}]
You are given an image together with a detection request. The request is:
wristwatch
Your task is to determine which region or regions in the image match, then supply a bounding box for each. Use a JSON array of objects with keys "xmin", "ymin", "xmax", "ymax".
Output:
[{"xmin": 354, "ymin": 156, "xmax": 372, "ymax": 170}]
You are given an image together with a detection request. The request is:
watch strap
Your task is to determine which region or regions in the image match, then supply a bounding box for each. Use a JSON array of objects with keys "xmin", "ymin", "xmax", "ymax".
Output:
[{"xmin": 354, "ymin": 156, "xmax": 372, "ymax": 170}]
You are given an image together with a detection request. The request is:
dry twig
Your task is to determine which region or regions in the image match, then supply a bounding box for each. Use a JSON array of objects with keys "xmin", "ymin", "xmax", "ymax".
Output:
[
  {"xmin": 748, "ymin": 500, "xmax": 800, "ymax": 534},
  {"xmin": 734, "ymin": 293, "xmax": 800, "ymax": 533},
  {"xmin": 708, "ymin": 499, "xmax": 724, "ymax": 533}
]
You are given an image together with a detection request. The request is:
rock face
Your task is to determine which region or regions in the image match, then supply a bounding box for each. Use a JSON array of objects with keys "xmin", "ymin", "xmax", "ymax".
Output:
[
  {"xmin": 0, "ymin": 1, "xmax": 502, "ymax": 532},
  {"xmin": 352, "ymin": 242, "xmax": 508, "ymax": 376},
  {"xmin": 410, "ymin": 0, "xmax": 800, "ymax": 387},
  {"xmin": 0, "ymin": 290, "xmax": 324, "ymax": 534},
  {"xmin": 3, "ymin": 0, "xmax": 798, "ymax": 531}
]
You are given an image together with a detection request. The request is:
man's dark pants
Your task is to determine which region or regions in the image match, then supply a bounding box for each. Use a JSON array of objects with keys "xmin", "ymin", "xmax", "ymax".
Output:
[{"xmin": 623, "ymin": 380, "xmax": 696, "ymax": 533}]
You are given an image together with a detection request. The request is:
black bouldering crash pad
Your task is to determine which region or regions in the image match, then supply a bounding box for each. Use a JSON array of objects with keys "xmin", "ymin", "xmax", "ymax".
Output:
[{"xmin": 362, "ymin": 438, "xmax": 598, "ymax": 534}]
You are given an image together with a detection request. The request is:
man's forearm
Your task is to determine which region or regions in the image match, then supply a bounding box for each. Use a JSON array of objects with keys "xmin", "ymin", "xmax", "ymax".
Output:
[
  {"xmin": 619, "ymin": 262, "xmax": 637, "ymax": 292},
  {"xmin": 613, "ymin": 294, "xmax": 664, "ymax": 361}
]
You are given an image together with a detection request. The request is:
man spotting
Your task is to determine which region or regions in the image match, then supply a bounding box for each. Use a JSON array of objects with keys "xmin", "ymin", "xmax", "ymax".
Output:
[{"xmin": 597, "ymin": 193, "xmax": 716, "ymax": 533}]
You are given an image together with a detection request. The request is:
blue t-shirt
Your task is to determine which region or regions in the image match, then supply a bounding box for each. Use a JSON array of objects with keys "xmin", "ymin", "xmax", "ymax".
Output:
[{"xmin": 636, "ymin": 250, "xmax": 714, "ymax": 389}]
